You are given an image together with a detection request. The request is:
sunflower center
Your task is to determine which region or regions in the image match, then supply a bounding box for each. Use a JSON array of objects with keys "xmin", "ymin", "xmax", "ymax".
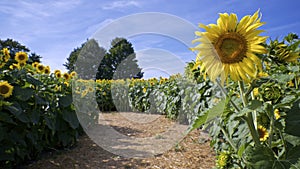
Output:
[
  {"xmin": 0, "ymin": 85, "xmax": 9, "ymax": 94},
  {"xmin": 215, "ymin": 32, "xmax": 247, "ymax": 64},
  {"xmin": 38, "ymin": 65, "xmax": 44, "ymax": 70},
  {"xmin": 19, "ymin": 54, "xmax": 25, "ymax": 60}
]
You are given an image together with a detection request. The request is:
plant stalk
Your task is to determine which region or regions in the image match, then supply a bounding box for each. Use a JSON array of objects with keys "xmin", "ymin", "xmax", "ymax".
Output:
[
  {"xmin": 220, "ymin": 126, "xmax": 238, "ymax": 152},
  {"xmin": 238, "ymin": 81, "xmax": 260, "ymax": 146},
  {"xmin": 216, "ymin": 80, "xmax": 240, "ymax": 112}
]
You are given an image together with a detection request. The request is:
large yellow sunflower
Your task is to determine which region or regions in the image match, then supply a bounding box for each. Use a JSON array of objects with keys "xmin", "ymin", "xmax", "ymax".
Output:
[
  {"xmin": 0, "ymin": 81, "xmax": 14, "ymax": 98},
  {"xmin": 191, "ymin": 10, "xmax": 267, "ymax": 83},
  {"xmin": 15, "ymin": 51, "xmax": 28, "ymax": 63}
]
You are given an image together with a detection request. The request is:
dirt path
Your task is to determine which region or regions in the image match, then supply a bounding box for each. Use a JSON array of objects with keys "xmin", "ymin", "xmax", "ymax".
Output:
[{"xmin": 25, "ymin": 112, "xmax": 215, "ymax": 169}]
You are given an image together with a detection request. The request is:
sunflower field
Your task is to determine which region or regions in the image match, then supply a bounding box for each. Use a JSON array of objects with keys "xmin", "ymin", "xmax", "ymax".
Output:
[
  {"xmin": 0, "ymin": 49, "xmax": 81, "ymax": 167},
  {"xmin": 0, "ymin": 9, "xmax": 299, "ymax": 169},
  {"xmin": 189, "ymin": 10, "xmax": 300, "ymax": 168}
]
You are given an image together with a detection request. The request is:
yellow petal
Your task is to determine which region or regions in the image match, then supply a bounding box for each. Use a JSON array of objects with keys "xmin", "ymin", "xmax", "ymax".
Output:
[
  {"xmin": 237, "ymin": 15, "xmax": 251, "ymax": 33},
  {"xmin": 229, "ymin": 65, "xmax": 239, "ymax": 81},
  {"xmin": 249, "ymin": 44, "xmax": 267, "ymax": 54},
  {"xmin": 228, "ymin": 13, "xmax": 238, "ymax": 31}
]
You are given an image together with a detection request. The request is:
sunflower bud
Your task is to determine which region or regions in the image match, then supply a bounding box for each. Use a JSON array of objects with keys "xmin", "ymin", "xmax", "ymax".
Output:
[{"xmin": 260, "ymin": 83, "xmax": 283, "ymax": 104}]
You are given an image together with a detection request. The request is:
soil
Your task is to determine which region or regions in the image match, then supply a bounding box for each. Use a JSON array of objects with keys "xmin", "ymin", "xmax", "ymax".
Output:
[{"xmin": 24, "ymin": 112, "xmax": 215, "ymax": 169}]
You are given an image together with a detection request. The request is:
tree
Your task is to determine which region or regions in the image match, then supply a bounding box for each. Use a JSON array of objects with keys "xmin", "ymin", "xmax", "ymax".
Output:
[
  {"xmin": 65, "ymin": 37, "xmax": 143, "ymax": 80},
  {"xmin": 28, "ymin": 52, "xmax": 42, "ymax": 64},
  {"xmin": 74, "ymin": 39, "xmax": 106, "ymax": 80},
  {"xmin": 96, "ymin": 37, "xmax": 143, "ymax": 80},
  {"xmin": 64, "ymin": 45, "xmax": 84, "ymax": 73}
]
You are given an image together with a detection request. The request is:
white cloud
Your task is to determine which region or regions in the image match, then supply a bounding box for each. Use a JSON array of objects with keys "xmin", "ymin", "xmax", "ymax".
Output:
[
  {"xmin": 0, "ymin": 0, "xmax": 82, "ymax": 20},
  {"xmin": 266, "ymin": 22, "xmax": 300, "ymax": 34},
  {"xmin": 102, "ymin": 0, "xmax": 140, "ymax": 10},
  {"xmin": 86, "ymin": 19, "xmax": 115, "ymax": 36}
]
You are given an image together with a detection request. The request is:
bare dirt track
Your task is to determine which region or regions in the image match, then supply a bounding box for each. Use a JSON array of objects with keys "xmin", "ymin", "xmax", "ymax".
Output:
[{"xmin": 25, "ymin": 112, "xmax": 215, "ymax": 169}]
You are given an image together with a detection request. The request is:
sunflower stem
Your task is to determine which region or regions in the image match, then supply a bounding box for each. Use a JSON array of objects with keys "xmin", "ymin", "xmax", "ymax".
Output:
[
  {"xmin": 295, "ymin": 77, "xmax": 298, "ymax": 90},
  {"xmin": 268, "ymin": 112, "xmax": 275, "ymax": 146},
  {"xmin": 238, "ymin": 81, "xmax": 260, "ymax": 146},
  {"xmin": 216, "ymin": 80, "xmax": 240, "ymax": 112},
  {"xmin": 220, "ymin": 126, "xmax": 238, "ymax": 152}
]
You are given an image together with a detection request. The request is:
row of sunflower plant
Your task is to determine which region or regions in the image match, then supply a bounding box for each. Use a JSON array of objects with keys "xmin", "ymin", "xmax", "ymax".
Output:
[
  {"xmin": 74, "ymin": 73, "xmax": 214, "ymax": 125},
  {"xmin": 0, "ymin": 49, "xmax": 81, "ymax": 167},
  {"xmin": 189, "ymin": 9, "xmax": 300, "ymax": 168}
]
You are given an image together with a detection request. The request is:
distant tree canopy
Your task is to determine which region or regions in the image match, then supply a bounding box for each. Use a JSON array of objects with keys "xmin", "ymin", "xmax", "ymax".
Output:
[
  {"xmin": 64, "ymin": 37, "xmax": 143, "ymax": 80},
  {"xmin": 0, "ymin": 38, "xmax": 42, "ymax": 63}
]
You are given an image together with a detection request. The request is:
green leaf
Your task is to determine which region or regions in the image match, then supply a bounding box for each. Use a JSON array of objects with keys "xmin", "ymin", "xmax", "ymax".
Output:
[
  {"xmin": 286, "ymin": 145, "xmax": 300, "ymax": 166},
  {"xmin": 285, "ymin": 100, "xmax": 300, "ymax": 137},
  {"xmin": 273, "ymin": 74, "xmax": 295, "ymax": 84},
  {"xmin": 239, "ymin": 100, "xmax": 263, "ymax": 117},
  {"xmin": 29, "ymin": 109, "xmax": 40, "ymax": 124},
  {"xmin": 59, "ymin": 95, "xmax": 73, "ymax": 108},
  {"xmin": 238, "ymin": 144, "xmax": 247, "ymax": 159},
  {"xmin": 188, "ymin": 99, "xmax": 226, "ymax": 132},
  {"xmin": 5, "ymin": 102, "xmax": 22, "ymax": 116},
  {"xmin": 248, "ymin": 100, "xmax": 263, "ymax": 110},
  {"xmin": 290, "ymin": 158, "xmax": 300, "ymax": 169},
  {"xmin": 0, "ymin": 126, "xmax": 5, "ymax": 142},
  {"xmin": 13, "ymin": 86, "xmax": 34, "ymax": 101},
  {"xmin": 62, "ymin": 110, "xmax": 79, "ymax": 129},
  {"xmin": 244, "ymin": 145, "xmax": 275, "ymax": 169},
  {"xmin": 0, "ymin": 146, "xmax": 15, "ymax": 161},
  {"xmin": 45, "ymin": 116, "xmax": 56, "ymax": 130},
  {"xmin": 284, "ymin": 134, "xmax": 300, "ymax": 147},
  {"xmin": 25, "ymin": 75, "xmax": 43, "ymax": 86},
  {"xmin": 0, "ymin": 113, "xmax": 16, "ymax": 125},
  {"xmin": 35, "ymin": 95, "xmax": 47, "ymax": 105},
  {"xmin": 16, "ymin": 112, "xmax": 30, "ymax": 123}
]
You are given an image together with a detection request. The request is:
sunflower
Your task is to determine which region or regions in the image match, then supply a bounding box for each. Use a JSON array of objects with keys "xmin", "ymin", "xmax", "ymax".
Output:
[
  {"xmin": 253, "ymin": 88, "xmax": 259, "ymax": 97},
  {"xmin": 9, "ymin": 63, "xmax": 20, "ymax": 70},
  {"xmin": 216, "ymin": 151, "xmax": 230, "ymax": 169},
  {"xmin": 54, "ymin": 70, "xmax": 61, "ymax": 74},
  {"xmin": 19, "ymin": 62, "xmax": 26, "ymax": 67},
  {"xmin": 258, "ymin": 125, "xmax": 269, "ymax": 142},
  {"xmin": 0, "ymin": 63, "xmax": 5, "ymax": 68},
  {"xmin": 0, "ymin": 81, "xmax": 14, "ymax": 98},
  {"xmin": 36, "ymin": 64, "xmax": 45, "ymax": 73},
  {"xmin": 274, "ymin": 109, "xmax": 280, "ymax": 120},
  {"xmin": 54, "ymin": 85, "xmax": 61, "ymax": 92},
  {"xmin": 32, "ymin": 62, "xmax": 39, "ymax": 68},
  {"xmin": 55, "ymin": 71, "xmax": 62, "ymax": 78},
  {"xmin": 70, "ymin": 71, "xmax": 77, "ymax": 77},
  {"xmin": 15, "ymin": 51, "xmax": 28, "ymax": 63},
  {"xmin": 63, "ymin": 73, "xmax": 70, "ymax": 80},
  {"xmin": 64, "ymin": 82, "xmax": 70, "ymax": 87},
  {"xmin": 44, "ymin": 66, "xmax": 51, "ymax": 74},
  {"xmin": 191, "ymin": 10, "xmax": 267, "ymax": 83},
  {"xmin": 2, "ymin": 48, "xmax": 10, "ymax": 62}
]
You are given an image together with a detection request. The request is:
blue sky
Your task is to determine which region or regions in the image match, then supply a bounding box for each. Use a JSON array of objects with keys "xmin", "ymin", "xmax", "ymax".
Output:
[{"xmin": 0, "ymin": 0, "xmax": 299, "ymax": 78}]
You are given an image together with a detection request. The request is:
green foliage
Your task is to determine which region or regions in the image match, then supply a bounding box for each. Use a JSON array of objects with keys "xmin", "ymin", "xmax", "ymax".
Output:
[
  {"xmin": 65, "ymin": 38, "xmax": 143, "ymax": 80},
  {"xmin": 0, "ymin": 48, "xmax": 81, "ymax": 168},
  {"xmin": 188, "ymin": 33, "xmax": 300, "ymax": 168}
]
